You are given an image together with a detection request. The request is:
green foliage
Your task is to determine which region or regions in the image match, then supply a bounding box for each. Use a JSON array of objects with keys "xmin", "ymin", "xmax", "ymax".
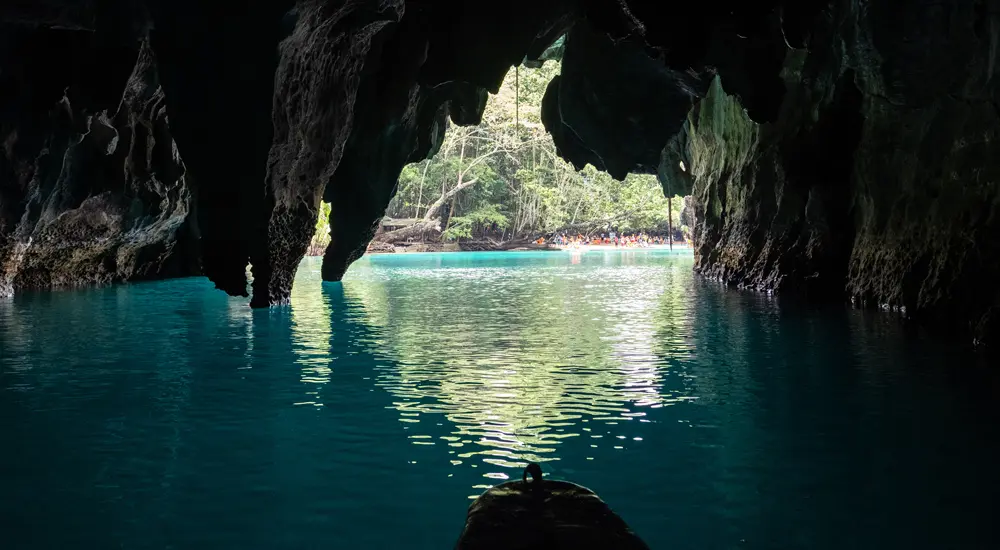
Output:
[
  {"xmin": 441, "ymin": 219, "xmax": 472, "ymax": 241},
  {"xmin": 466, "ymin": 204, "xmax": 510, "ymax": 228},
  {"xmin": 369, "ymin": 60, "xmax": 687, "ymax": 244},
  {"xmin": 316, "ymin": 201, "xmax": 331, "ymax": 234},
  {"xmin": 312, "ymin": 201, "xmax": 332, "ymax": 252},
  {"xmin": 442, "ymin": 204, "xmax": 510, "ymax": 241}
]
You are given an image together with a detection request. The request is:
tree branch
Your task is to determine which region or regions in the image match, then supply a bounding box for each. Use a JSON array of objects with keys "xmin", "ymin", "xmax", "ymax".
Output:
[
  {"xmin": 376, "ymin": 176, "xmax": 482, "ymax": 244},
  {"xmin": 423, "ymin": 177, "xmax": 478, "ymax": 220}
]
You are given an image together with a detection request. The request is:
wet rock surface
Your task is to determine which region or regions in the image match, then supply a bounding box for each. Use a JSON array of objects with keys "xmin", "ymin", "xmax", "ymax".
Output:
[
  {"xmin": 0, "ymin": 0, "xmax": 803, "ymax": 305},
  {"xmin": 686, "ymin": 1, "xmax": 1000, "ymax": 346},
  {"xmin": 146, "ymin": 0, "xmax": 293, "ymax": 301},
  {"xmin": 0, "ymin": 23, "xmax": 198, "ymax": 296},
  {"xmin": 261, "ymin": 0, "xmax": 405, "ymax": 304},
  {"xmin": 2, "ymin": 1, "xmax": 999, "ymax": 346},
  {"xmin": 318, "ymin": 3, "xmax": 446, "ymax": 284}
]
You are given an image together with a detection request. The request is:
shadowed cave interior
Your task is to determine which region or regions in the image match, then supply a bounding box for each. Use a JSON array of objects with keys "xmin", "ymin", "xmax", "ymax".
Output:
[{"xmin": 2, "ymin": 0, "xmax": 1000, "ymax": 347}]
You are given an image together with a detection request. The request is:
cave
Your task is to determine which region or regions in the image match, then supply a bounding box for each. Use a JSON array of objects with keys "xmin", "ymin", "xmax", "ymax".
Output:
[
  {"xmin": 1, "ymin": 1, "xmax": 998, "ymax": 340},
  {"xmin": 5, "ymin": 2, "xmax": 1000, "ymax": 547}
]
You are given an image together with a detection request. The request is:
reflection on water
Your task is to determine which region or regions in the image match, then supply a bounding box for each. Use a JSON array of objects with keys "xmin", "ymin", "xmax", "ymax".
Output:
[
  {"xmin": 3, "ymin": 251, "xmax": 1000, "ymax": 549},
  {"xmin": 337, "ymin": 252, "xmax": 696, "ymax": 473},
  {"xmin": 283, "ymin": 251, "xmax": 699, "ymax": 493},
  {"xmin": 289, "ymin": 275, "xmax": 333, "ymax": 402}
]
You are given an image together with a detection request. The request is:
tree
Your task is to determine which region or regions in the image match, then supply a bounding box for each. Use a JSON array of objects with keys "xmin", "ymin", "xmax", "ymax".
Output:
[
  {"xmin": 310, "ymin": 201, "xmax": 332, "ymax": 255},
  {"xmin": 379, "ymin": 171, "xmax": 482, "ymax": 243},
  {"xmin": 313, "ymin": 59, "xmax": 687, "ymax": 253},
  {"xmin": 442, "ymin": 204, "xmax": 510, "ymax": 241}
]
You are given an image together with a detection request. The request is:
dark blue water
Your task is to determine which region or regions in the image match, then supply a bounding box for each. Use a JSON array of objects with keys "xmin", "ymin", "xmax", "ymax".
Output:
[{"xmin": 2, "ymin": 251, "xmax": 998, "ymax": 549}]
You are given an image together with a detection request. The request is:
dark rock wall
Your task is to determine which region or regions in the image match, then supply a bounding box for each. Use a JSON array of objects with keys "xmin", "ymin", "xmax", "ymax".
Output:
[
  {"xmin": 261, "ymin": 0, "xmax": 404, "ymax": 305},
  {"xmin": 541, "ymin": 21, "xmax": 710, "ymax": 181},
  {"xmin": 3, "ymin": 0, "xmax": 1000, "ymax": 348},
  {"xmin": 320, "ymin": 0, "xmax": 584, "ymax": 282},
  {"xmin": 689, "ymin": 66, "xmax": 861, "ymax": 298},
  {"xmin": 146, "ymin": 0, "xmax": 293, "ymax": 301},
  {"xmin": 1, "ymin": 0, "xmax": 589, "ymax": 305},
  {"xmin": 688, "ymin": 1, "xmax": 1000, "ymax": 345},
  {"xmin": 849, "ymin": 0, "xmax": 1000, "ymax": 344},
  {"xmin": 318, "ymin": 2, "xmax": 446, "ymax": 284},
  {"xmin": 0, "ymin": 23, "xmax": 198, "ymax": 297}
]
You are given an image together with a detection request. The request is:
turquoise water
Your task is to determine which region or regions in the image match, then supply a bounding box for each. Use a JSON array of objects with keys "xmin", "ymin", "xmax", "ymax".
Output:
[{"xmin": 1, "ymin": 250, "xmax": 998, "ymax": 549}]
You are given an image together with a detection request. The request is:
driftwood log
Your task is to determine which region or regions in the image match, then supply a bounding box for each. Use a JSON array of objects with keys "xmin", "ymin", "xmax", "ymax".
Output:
[{"xmin": 455, "ymin": 464, "xmax": 650, "ymax": 550}]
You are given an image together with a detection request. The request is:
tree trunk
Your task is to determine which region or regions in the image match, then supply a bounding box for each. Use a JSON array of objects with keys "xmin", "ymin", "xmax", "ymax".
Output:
[
  {"xmin": 445, "ymin": 133, "xmax": 468, "ymax": 233},
  {"xmin": 415, "ymin": 159, "xmax": 430, "ymax": 218},
  {"xmin": 378, "ymin": 220, "xmax": 442, "ymax": 243},
  {"xmin": 427, "ymin": 177, "xmax": 477, "ymax": 221},
  {"xmin": 668, "ymin": 195, "xmax": 673, "ymax": 250},
  {"xmin": 570, "ymin": 195, "xmax": 583, "ymax": 225},
  {"xmin": 377, "ymin": 177, "xmax": 479, "ymax": 243}
]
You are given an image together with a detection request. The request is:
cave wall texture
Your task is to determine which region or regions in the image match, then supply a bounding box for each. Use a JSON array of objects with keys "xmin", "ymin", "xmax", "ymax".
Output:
[
  {"xmin": 687, "ymin": 1, "xmax": 1000, "ymax": 346},
  {"xmin": 0, "ymin": 17, "xmax": 198, "ymax": 297},
  {"xmin": 2, "ymin": 1, "xmax": 1000, "ymax": 347}
]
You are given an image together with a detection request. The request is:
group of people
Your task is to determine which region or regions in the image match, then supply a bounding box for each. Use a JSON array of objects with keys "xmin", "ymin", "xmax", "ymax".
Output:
[{"xmin": 540, "ymin": 231, "xmax": 671, "ymax": 248}]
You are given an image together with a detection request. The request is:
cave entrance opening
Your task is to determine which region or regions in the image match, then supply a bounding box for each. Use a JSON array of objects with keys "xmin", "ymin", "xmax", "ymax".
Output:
[{"xmin": 310, "ymin": 60, "xmax": 689, "ymax": 257}]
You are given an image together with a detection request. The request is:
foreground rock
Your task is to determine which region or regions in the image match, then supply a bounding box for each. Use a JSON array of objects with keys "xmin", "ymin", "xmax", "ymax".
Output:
[{"xmin": 456, "ymin": 464, "xmax": 649, "ymax": 550}]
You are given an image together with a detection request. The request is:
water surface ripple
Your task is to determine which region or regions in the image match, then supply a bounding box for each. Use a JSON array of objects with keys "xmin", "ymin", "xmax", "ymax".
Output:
[{"xmin": 1, "ymin": 250, "xmax": 998, "ymax": 549}]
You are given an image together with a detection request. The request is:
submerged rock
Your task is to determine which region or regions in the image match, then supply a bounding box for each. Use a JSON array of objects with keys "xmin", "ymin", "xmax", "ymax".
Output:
[{"xmin": 456, "ymin": 464, "xmax": 649, "ymax": 550}]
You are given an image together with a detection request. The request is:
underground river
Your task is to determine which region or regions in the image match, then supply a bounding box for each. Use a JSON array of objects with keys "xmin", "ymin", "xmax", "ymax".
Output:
[{"xmin": 1, "ymin": 250, "xmax": 998, "ymax": 549}]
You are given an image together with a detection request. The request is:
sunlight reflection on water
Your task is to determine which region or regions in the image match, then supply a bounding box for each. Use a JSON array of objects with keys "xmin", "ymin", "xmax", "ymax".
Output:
[
  {"xmin": 290, "ymin": 250, "xmax": 698, "ymax": 489},
  {"xmin": 4, "ymin": 250, "xmax": 1000, "ymax": 549}
]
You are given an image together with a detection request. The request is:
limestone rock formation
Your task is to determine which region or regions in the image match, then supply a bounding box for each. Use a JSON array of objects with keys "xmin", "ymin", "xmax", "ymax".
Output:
[
  {"xmin": 262, "ymin": 0, "xmax": 407, "ymax": 304},
  {"xmin": 0, "ymin": 24, "xmax": 198, "ymax": 297},
  {"xmin": 2, "ymin": 0, "xmax": 999, "ymax": 348},
  {"xmin": 145, "ymin": 0, "xmax": 294, "ymax": 301},
  {"xmin": 0, "ymin": 0, "xmax": 811, "ymax": 305},
  {"xmin": 317, "ymin": 4, "xmax": 450, "ymax": 284},
  {"xmin": 319, "ymin": 1, "xmax": 580, "ymax": 283},
  {"xmin": 686, "ymin": 1, "xmax": 1000, "ymax": 346},
  {"xmin": 541, "ymin": 21, "xmax": 711, "ymax": 181}
]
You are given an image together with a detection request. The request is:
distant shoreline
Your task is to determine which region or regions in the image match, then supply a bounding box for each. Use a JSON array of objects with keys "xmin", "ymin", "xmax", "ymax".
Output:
[
  {"xmin": 306, "ymin": 243, "xmax": 693, "ymax": 258},
  {"xmin": 360, "ymin": 243, "xmax": 693, "ymax": 255}
]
